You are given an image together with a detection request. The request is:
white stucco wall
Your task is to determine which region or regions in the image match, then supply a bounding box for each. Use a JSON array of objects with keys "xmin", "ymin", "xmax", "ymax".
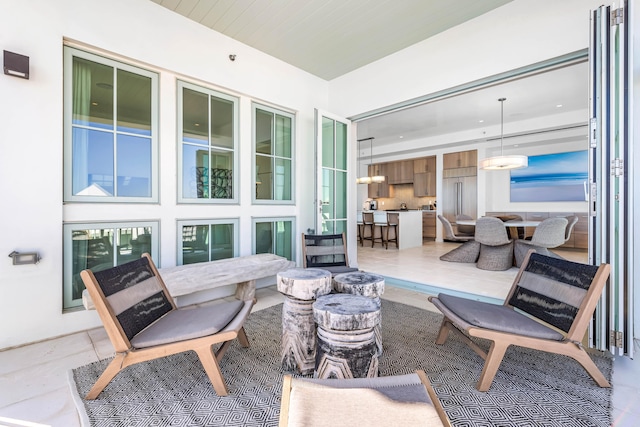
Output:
[{"xmin": 0, "ymin": 0, "xmax": 329, "ymax": 349}]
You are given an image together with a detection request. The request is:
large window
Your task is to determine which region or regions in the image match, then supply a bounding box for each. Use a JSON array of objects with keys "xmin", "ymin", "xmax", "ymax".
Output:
[
  {"xmin": 63, "ymin": 221, "xmax": 159, "ymax": 310},
  {"xmin": 178, "ymin": 219, "xmax": 239, "ymax": 265},
  {"xmin": 63, "ymin": 47, "xmax": 158, "ymax": 202},
  {"xmin": 179, "ymin": 81, "xmax": 239, "ymax": 203},
  {"xmin": 254, "ymin": 104, "xmax": 294, "ymax": 202},
  {"xmin": 253, "ymin": 217, "xmax": 295, "ymax": 261}
]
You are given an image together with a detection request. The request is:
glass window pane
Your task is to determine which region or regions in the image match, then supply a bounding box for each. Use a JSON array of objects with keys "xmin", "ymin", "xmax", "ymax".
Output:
[
  {"xmin": 336, "ymin": 121, "xmax": 347, "ymax": 170},
  {"xmin": 211, "ymin": 96, "xmax": 234, "ymax": 149},
  {"xmin": 322, "ymin": 169, "xmax": 334, "ymax": 220},
  {"xmin": 182, "ymin": 224, "xmax": 209, "ymax": 265},
  {"xmin": 72, "ymin": 128, "xmax": 114, "ymax": 196},
  {"xmin": 335, "ymin": 170, "xmax": 347, "ymax": 219},
  {"xmin": 275, "ymin": 114, "xmax": 291, "ymax": 158},
  {"xmin": 70, "ymin": 228, "xmax": 114, "ymax": 302},
  {"xmin": 322, "ymin": 117, "xmax": 335, "ymax": 168},
  {"xmin": 117, "ymin": 134, "xmax": 151, "ymax": 197},
  {"xmin": 256, "ymin": 155, "xmax": 273, "ymax": 199},
  {"xmin": 210, "ymin": 149, "xmax": 233, "ymax": 199},
  {"xmin": 182, "ymin": 145, "xmax": 209, "ymax": 199},
  {"xmin": 183, "ymin": 88, "xmax": 209, "ymax": 146},
  {"xmin": 117, "ymin": 227, "xmax": 152, "ymax": 264},
  {"xmin": 72, "ymin": 57, "xmax": 113, "ymax": 130},
  {"xmin": 255, "ymin": 222, "xmax": 274, "ymax": 254},
  {"xmin": 274, "ymin": 158, "xmax": 291, "ymax": 200},
  {"xmin": 256, "ymin": 109, "xmax": 273, "ymax": 155},
  {"xmin": 117, "ymin": 69, "xmax": 151, "ymax": 135},
  {"xmin": 273, "ymin": 221, "xmax": 292, "ymax": 260},
  {"xmin": 210, "ymin": 223, "xmax": 234, "ymax": 260}
]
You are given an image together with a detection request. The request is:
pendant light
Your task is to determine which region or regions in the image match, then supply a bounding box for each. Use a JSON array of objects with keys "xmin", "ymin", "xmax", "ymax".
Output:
[
  {"xmin": 356, "ymin": 137, "xmax": 385, "ymax": 184},
  {"xmin": 479, "ymin": 98, "xmax": 528, "ymax": 170}
]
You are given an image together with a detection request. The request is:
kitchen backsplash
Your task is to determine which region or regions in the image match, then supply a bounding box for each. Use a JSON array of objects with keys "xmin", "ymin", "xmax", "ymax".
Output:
[{"xmin": 373, "ymin": 184, "xmax": 436, "ymax": 210}]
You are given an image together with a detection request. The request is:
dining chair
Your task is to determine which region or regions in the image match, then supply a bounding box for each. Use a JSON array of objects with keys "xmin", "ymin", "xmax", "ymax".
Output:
[
  {"xmin": 455, "ymin": 214, "xmax": 475, "ymax": 236},
  {"xmin": 437, "ymin": 215, "xmax": 474, "ymax": 242},
  {"xmin": 513, "ymin": 217, "xmax": 568, "ymax": 267},
  {"xmin": 474, "ymin": 217, "xmax": 513, "ymax": 270}
]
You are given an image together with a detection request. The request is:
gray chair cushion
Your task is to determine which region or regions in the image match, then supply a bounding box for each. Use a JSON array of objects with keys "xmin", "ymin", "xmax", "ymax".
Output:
[
  {"xmin": 131, "ymin": 300, "xmax": 246, "ymax": 348},
  {"xmin": 433, "ymin": 293, "xmax": 564, "ymax": 341}
]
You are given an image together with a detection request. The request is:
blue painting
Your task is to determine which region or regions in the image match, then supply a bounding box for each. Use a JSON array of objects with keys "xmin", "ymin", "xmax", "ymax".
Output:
[{"xmin": 510, "ymin": 151, "xmax": 588, "ymax": 202}]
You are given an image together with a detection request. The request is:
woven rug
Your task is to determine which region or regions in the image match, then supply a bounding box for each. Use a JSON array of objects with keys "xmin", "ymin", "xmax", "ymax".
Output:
[{"xmin": 69, "ymin": 300, "xmax": 612, "ymax": 426}]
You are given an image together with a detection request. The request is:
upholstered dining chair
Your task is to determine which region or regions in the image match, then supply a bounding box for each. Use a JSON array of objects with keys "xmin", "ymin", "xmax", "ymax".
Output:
[
  {"xmin": 513, "ymin": 217, "xmax": 568, "ymax": 267},
  {"xmin": 455, "ymin": 214, "xmax": 475, "ymax": 236},
  {"xmin": 438, "ymin": 215, "xmax": 474, "ymax": 242},
  {"xmin": 474, "ymin": 216, "xmax": 513, "ymax": 270},
  {"xmin": 564, "ymin": 215, "xmax": 579, "ymax": 242},
  {"xmin": 80, "ymin": 253, "xmax": 254, "ymax": 399}
]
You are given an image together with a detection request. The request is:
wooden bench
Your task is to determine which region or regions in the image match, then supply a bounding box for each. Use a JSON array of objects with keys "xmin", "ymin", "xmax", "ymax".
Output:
[{"xmin": 82, "ymin": 253, "xmax": 294, "ymax": 310}]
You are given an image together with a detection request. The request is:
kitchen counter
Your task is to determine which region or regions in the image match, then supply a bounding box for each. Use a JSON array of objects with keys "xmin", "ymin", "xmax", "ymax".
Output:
[{"xmin": 358, "ymin": 210, "xmax": 423, "ymax": 250}]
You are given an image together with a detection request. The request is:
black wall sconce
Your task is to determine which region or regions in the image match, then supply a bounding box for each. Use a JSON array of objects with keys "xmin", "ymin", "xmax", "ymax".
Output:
[
  {"xmin": 8, "ymin": 251, "xmax": 41, "ymax": 265},
  {"xmin": 3, "ymin": 50, "xmax": 29, "ymax": 79}
]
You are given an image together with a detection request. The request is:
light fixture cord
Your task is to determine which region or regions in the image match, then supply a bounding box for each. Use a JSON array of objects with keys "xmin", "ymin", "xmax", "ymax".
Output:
[{"xmin": 499, "ymin": 97, "xmax": 506, "ymax": 156}]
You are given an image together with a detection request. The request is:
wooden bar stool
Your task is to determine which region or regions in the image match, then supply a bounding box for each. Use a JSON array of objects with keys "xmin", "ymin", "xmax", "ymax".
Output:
[{"xmin": 385, "ymin": 212, "xmax": 399, "ymax": 249}]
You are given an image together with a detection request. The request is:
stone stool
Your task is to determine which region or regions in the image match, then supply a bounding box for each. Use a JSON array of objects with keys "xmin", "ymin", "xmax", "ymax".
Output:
[
  {"xmin": 277, "ymin": 268, "xmax": 332, "ymax": 375},
  {"xmin": 333, "ymin": 271, "xmax": 385, "ymax": 355},
  {"xmin": 312, "ymin": 293, "xmax": 380, "ymax": 379}
]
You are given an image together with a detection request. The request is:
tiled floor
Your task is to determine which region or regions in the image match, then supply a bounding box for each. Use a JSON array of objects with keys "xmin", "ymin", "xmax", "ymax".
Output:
[{"xmin": 0, "ymin": 241, "xmax": 638, "ymax": 426}]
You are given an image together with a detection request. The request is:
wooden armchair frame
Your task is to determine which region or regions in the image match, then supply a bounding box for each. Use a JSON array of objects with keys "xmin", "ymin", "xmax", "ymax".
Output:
[
  {"xmin": 301, "ymin": 232, "xmax": 358, "ymax": 275},
  {"xmin": 429, "ymin": 250, "xmax": 611, "ymax": 391},
  {"xmin": 278, "ymin": 370, "xmax": 451, "ymax": 427},
  {"xmin": 80, "ymin": 253, "xmax": 254, "ymax": 399}
]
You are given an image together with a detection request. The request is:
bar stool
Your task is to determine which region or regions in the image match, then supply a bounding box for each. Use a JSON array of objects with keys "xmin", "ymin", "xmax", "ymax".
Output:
[
  {"xmin": 356, "ymin": 211, "xmax": 364, "ymax": 246},
  {"xmin": 385, "ymin": 212, "xmax": 399, "ymax": 249},
  {"xmin": 362, "ymin": 212, "xmax": 385, "ymax": 248}
]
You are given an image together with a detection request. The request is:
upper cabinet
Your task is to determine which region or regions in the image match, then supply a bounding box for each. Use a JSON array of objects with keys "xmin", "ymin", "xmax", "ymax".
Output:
[
  {"xmin": 443, "ymin": 149, "xmax": 477, "ymax": 169},
  {"xmin": 367, "ymin": 163, "xmax": 390, "ymax": 198},
  {"xmin": 413, "ymin": 156, "xmax": 436, "ymax": 196},
  {"xmin": 387, "ymin": 160, "xmax": 414, "ymax": 184}
]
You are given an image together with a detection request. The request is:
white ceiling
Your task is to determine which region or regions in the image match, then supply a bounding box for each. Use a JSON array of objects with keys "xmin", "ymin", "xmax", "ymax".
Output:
[
  {"xmin": 150, "ymin": 0, "xmax": 588, "ymax": 151},
  {"xmin": 150, "ymin": 0, "xmax": 513, "ymax": 80}
]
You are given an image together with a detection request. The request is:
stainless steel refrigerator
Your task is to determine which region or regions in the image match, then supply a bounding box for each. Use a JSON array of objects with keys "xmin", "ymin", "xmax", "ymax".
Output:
[{"xmin": 442, "ymin": 167, "xmax": 477, "ymax": 223}]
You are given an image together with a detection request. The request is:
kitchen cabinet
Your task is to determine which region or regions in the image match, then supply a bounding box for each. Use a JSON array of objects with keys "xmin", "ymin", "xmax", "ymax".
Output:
[
  {"xmin": 367, "ymin": 164, "xmax": 390, "ymax": 198},
  {"xmin": 413, "ymin": 156, "xmax": 435, "ymax": 173},
  {"xmin": 387, "ymin": 160, "xmax": 414, "ymax": 184},
  {"xmin": 422, "ymin": 211, "xmax": 436, "ymax": 239},
  {"xmin": 413, "ymin": 172, "xmax": 435, "ymax": 196},
  {"xmin": 443, "ymin": 149, "xmax": 477, "ymax": 169}
]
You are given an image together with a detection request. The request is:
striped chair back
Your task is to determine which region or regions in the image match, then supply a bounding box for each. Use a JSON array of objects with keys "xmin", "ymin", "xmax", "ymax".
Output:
[{"xmin": 507, "ymin": 253, "xmax": 600, "ymax": 333}]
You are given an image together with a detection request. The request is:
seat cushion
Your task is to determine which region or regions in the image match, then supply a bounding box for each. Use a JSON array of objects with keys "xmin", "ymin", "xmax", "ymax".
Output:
[
  {"xmin": 433, "ymin": 293, "xmax": 564, "ymax": 341},
  {"xmin": 131, "ymin": 300, "xmax": 245, "ymax": 348}
]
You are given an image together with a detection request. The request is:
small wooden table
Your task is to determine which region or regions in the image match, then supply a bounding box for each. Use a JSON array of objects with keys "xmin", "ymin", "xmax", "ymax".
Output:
[
  {"xmin": 277, "ymin": 268, "xmax": 332, "ymax": 375},
  {"xmin": 313, "ymin": 293, "xmax": 380, "ymax": 379}
]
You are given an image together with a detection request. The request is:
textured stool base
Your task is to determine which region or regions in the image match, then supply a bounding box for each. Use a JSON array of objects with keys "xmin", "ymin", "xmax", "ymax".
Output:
[
  {"xmin": 281, "ymin": 298, "xmax": 317, "ymax": 375},
  {"xmin": 315, "ymin": 327, "xmax": 378, "ymax": 379}
]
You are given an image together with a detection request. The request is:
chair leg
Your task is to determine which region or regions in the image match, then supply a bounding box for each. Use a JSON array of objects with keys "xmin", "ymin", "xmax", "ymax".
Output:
[
  {"xmin": 195, "ymin": 345, "xmax": 229, "ymax": 396},
  {"xmin": 434, "ymin": 318, "xmax": 453, "ymax": 345},
  {"xmin": 476, "ymin": 341, "xmax": 510, "ymax": 391},
  {"xmin": 568, "ymin": 346, "xmax": 611, "ymax": 387},
  {"xmin": 236, "ymin": 327, "xmax": 250, "ymax": 348},
  {"xmin": 85, "ymin": 352, "xmax": 127, "ymax": 400}
]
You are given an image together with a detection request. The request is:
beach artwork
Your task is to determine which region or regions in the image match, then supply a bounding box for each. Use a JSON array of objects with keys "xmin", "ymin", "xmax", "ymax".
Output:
[{"xmin": 510, "ymin": 150, "xmax": 588, "ymax": 202}]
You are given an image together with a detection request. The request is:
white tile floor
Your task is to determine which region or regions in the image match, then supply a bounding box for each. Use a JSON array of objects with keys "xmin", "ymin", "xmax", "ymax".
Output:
[{"xmin": 0, "ymin": 241, "xmax": 637, "ymax": 426}]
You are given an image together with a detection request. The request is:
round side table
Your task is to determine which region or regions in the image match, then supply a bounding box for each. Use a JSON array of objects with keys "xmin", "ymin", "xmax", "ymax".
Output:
[
  {"xmin": 312, "ymin": 293, "xmax": 380, "ymax": 379},
  {"xmin": 333, "ymin": 271, "xmax": 385, "ymax": 355},
  {"xmin": 277, "ymin": 268, "xmax": 332, "ymax": 375}
]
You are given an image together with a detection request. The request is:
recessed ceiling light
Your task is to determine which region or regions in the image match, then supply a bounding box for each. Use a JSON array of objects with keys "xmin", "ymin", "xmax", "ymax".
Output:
[
  {"xmin": 399, "ymin": 135, "xmax": 403, "ymax": 139},
  {"xmin": 194, "ymin": 123, "xmax": 200, "ymax": 127},
  {"xmin": 91, "ymin": 102, "xmax": 98, "ymax": 106},
  {"xmin": 96, "ymin": 82, "xmax": 113, "ymax": 90},
  {"xmin": 478, "ymin": 120, "xmax": 484, "ymax": 123},
  {"xmin": 556, "ymin": 104, "xmax": 563, "ymax": 108}
]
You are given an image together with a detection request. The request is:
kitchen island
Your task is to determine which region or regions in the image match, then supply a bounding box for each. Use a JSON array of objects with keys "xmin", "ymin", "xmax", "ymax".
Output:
[{"xmin": 359, "ymin": 210, "xmax": 423, "ymax": 250}]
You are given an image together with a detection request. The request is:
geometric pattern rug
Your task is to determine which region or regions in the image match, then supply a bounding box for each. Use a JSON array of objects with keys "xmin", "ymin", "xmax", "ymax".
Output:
[{"xmin": 69, "ymin": 299, "xmax": 612, "ymax": 426}]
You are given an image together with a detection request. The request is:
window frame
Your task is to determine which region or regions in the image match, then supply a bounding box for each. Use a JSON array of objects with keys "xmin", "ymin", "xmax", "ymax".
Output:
[
  {"xmin": 252, "ymin": 103, "xmax": 295, "ymax": 204},
  {"xmin": 252, "ymin": 216, "xmax": 296, "ymax": 261},
  {"xmin": 176, "ymin": 218, "xmax": 240, "ymax": 265},
  {"xmin": 177, "ymin": 80, "xmax": 240, "ymax": 204},
  {"xmin": 63, "ymin": 220, "xmax": 160, "ymax": 311},
  {"xmin": 63, "ymin": 46, "xmax": 159, "ymax": 203}
]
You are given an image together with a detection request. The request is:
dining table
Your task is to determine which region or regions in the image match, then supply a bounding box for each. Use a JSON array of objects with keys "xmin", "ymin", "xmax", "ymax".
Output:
[{"xmin": 456, "ymin": 218, "xmax": 541, "ymax": 239}]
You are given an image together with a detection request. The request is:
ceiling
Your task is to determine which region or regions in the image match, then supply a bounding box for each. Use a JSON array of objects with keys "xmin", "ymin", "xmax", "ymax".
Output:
[
  {"xmin": 150, "ymin": 0, "xmax": 588, "ymax": 152},
  {"xmin": 150, "ymin": 0, "xmax": 513, "ymax": 80}
]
